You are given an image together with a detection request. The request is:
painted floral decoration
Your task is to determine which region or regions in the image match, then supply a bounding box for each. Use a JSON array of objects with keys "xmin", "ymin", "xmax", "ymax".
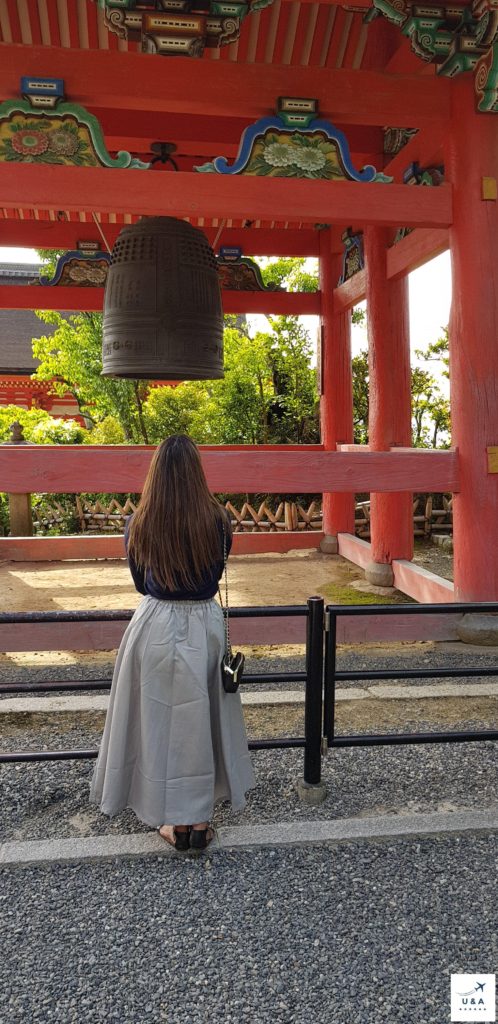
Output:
[
  {"xmin": 263, "ymin": 142, "xmax": 297, "ymax": 167},
  {"xmin": 11, "ymin": 128, "xmax": 49, "ymax": 157},
  {"xmin": 0, "ymin": 97, "xmax": 149, "ymax": 169},
  {"xmin": 247, "ymin": 131, "xmax": 349, "ymax": 179},
  {"xmin": 0, "ymin": 116, "xmax": 97, "ymax": 165},
  {"xmin": 48, "ymin": 128, "xmax": 80, "ymax": 157}
]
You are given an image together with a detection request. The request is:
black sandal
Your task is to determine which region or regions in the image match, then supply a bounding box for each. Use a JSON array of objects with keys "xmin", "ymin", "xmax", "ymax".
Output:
[
  {"xmin": 157, "ymin": 826, "xmax": 191, "ymax": 852},
  {"xmin": 173, "ymin": 827, "xmax": 191, "ymax": 852},
  {"xmin": 189, "ymin": 826, "xmax": 215, "ymax": 853}
]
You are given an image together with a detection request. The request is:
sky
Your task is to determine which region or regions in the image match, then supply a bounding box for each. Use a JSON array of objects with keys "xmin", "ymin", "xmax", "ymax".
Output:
[{"xmin": 0, "ymin": 244, "xmax": 452, "ymax": 385}]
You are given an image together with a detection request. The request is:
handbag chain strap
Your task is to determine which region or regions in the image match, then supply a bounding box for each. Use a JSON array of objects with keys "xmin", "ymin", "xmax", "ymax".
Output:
[{"xmin": 219, "ymin": 521, "xmax": 233, "ymax": 661}]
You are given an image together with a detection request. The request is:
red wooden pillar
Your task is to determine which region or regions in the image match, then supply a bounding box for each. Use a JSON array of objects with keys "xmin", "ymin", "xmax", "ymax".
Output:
[
  {"xmin": 364, "ymin": 226, "xmax": 413, "ymax": 585},
  {"xmin": 446, "ymin": 79, "xmax": 498, "ymax": 603},
  {"xmin": 319, "ymin": 229, "xmax": 354, "ymax": 553}
]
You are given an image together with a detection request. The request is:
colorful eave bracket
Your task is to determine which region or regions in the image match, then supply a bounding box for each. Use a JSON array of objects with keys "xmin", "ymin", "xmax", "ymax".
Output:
[
  {"xmin": 196, "ymin": 102, "xmax": 392, "ymax": 182},
  {"xmin": 216, "ymin": 248, "xmax": 283, "ymax": 291},
  {"xmin": 0, "ymin": 77, "xmax": 149, "ymax": 168},
  {"xmin": 338, "ymin": 229, "xmax": 364, "ymax": 285},
  {"xmin": 39, "ymin": 250, "xmax": 112, "ymax": 287},
  {"xmin": 370, "ymin": 0, "xmax": 498, "ymax": 113},
  {"xmin": 92, "ymin": 0, "xmax": 274, "ymax": 57}
]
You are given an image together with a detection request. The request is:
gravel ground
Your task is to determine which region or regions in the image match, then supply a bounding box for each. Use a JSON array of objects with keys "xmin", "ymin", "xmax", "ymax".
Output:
[
  {"xmin": 412, "ymin": 541, "xmax": 453, "ymax": 581},
  {"xmin": 1, "ymin": 644, "xmax": 498, "ymax": 696},
  {"xmin": 1, "ymin": 834, "xmax": 496, "ymax": 1024},
  {"xmin": 1, "ymin": 644, "xmax": 496, "ymax": 840},
  {"xmin": 1, "ymin": 731, "xmax": 496, "ymax": 840}
]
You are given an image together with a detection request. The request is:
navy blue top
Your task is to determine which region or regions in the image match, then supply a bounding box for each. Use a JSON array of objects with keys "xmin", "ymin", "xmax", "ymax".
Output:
[{"xmin": 124, "ymin": 511, "xmax": 232, "ymax": 601}]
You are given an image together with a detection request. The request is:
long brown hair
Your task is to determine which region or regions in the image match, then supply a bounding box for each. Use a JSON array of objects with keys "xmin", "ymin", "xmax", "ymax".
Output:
[{"xmin": 128, "ymin": 434, "xmax": 226, "ymax": 590}]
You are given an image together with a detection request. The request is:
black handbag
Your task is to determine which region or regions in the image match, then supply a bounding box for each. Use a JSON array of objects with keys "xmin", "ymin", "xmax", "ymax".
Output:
[{"xmin": 219, "ymin": 522, "xmax": 245, "ymax": 693}]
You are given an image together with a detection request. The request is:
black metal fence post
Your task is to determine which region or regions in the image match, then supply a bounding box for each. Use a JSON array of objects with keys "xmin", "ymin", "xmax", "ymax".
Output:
[
  {"xmin": 303, "ymin": 596, "xmax": 325, "ymax": 786},
  {"xmin": 323, "ymin": 605, "xmax": 337, "ymax": 745}
]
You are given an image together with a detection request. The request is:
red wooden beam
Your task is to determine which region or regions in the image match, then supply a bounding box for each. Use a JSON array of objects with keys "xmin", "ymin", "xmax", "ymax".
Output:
[
  {"xmin": 98, "ymin": 113, "xmax": 383, "ymax": 159},
  {"xmin": 383, "ymin": 126, "xmax": 445, "ymax": 183},
  {"xmin": 0, "ymin": 445, "xmax": 459, "ymax": 495},
  {"xmin": 387, "ymin": 227, "xmax": 449, "ymax": 280},
  {"xmin": 333, "ymin": 227, "xmax": 450, "ymax": 307},
  {"xmin": 334, "ymin": 269, "xmax": 366, "ymax": 312},
  {"xmin": 0, "ymin": 45, "xmax": 451, "ymax": 128},
  {"xmin": 0, "ymin": 220, "xmax": 320, "ymax": 256},
  {"xmin": 0, "ymin": 284, "xmax": 320, "ymax": 315},
  {"xmin": 0, "ymin": 166, "xmax": 453, "ymax": 228}
]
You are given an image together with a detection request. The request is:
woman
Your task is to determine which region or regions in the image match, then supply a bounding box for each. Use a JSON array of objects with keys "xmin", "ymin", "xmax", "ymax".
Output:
[{"xmin": 89, "ymin": 434, "xmax": 255, "ymax": 853}]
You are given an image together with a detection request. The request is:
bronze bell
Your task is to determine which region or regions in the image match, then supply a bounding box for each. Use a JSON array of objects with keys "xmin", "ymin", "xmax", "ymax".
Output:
[{"xmin": 101, "ymin": 217, "xmax": 224, "ymax": 380}]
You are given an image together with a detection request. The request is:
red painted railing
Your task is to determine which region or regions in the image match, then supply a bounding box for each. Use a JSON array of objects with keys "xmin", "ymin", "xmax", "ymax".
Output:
[{"xmin": 0, "ymin": 444, "xmax": 459, "ymax": 495}]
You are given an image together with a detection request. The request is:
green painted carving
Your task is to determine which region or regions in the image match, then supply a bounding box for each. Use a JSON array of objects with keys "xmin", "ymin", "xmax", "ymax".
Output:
[
  {"xmin": 0, "ymin": 98, "xmax": 149, "ymax": 167},
  {"xmin": 370, "ymin": 0, "xmax": 498, "ymax": 112},
  {"xmin": 475, "ymin": 40, "xmax": 498, "ymax": 110}
]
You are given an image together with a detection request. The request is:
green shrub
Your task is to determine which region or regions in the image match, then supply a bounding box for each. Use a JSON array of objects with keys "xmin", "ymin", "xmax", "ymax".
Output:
[
  {"xmin": 0, "ymin": 405, "xmax": 51, "ymax": 443},
  {"xmin": 30, "ymin": 418, "xmax": 85, "ymax": 445},
  {"xmin": 83, "ymin": 416, "xmax": 127, "ymax": 445}
]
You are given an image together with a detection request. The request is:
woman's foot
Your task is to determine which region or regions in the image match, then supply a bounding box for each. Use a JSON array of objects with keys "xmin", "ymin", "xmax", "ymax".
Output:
[{"xmin": 157, "ymin": 825, "xmax": 190, "ymax": 851}]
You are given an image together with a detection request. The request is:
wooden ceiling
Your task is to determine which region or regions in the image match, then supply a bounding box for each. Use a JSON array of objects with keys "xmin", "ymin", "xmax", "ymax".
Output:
[
  {"xmin": 0, "ymin": 1, "xmax": 449, "ymax": 252},
  {"xmin": 0, "ymin": 0, "xmax": 375, "ymax": 70}
]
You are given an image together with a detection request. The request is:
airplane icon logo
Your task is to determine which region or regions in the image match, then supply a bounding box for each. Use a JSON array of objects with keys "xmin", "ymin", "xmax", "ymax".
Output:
[{"xmin": 458, "ymin": 981, "xmax": 487, "ymax": 997}]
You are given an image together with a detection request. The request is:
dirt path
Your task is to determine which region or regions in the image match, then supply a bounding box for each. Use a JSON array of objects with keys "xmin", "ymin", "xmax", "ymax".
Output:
[{"xmin": 0, "ymin": 551, "xmax": 364, "ymax": 614}]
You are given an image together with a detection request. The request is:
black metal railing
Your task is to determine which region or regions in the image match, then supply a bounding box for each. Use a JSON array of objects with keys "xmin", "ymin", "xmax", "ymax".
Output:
[
  {"xmin": 0, "ymin": 598, "xmax": 325, "ymax": 785},
  {"xmin": 2, "ymin": 599, "xmax": 498, "ymax": 788},
  {"xmin": 324, "ymin": 602, "xmax": 498, "ymax": 749}
]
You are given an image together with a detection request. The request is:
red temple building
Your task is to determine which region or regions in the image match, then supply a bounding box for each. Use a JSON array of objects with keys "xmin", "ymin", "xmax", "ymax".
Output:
[
  {"xmin": 0, "ymin": 0, "xmax": 496, "ymax": 628},
  {"xmin": 0, "ymin": 262, "xmax": 82, "ymax": 420}
]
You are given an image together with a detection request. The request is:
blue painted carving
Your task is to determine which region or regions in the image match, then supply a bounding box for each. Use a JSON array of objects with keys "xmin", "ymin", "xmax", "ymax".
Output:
[
  {"xmin": 39, "ymin": 250, "xmax": 111, "ymax": 287},
  {"xmin": 196, "ymin": 105, "xmax": 392, "ymax": 183}
]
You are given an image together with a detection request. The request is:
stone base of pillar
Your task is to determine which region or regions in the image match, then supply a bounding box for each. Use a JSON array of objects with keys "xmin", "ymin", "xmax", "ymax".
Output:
[
  {"xmin": 296, "ymin": 779, "xmax": 327, "ymax": 805},
  {"xmin": 457, "ymin": 614, "xmax": 498, "ymax": 646},
  {"xmin": 319, "ymin": 534, "xmax": 339, "ymax": 554},
  {"xmin": 365, "ymin": 560, "xmax": 394, "ymax": 588}
]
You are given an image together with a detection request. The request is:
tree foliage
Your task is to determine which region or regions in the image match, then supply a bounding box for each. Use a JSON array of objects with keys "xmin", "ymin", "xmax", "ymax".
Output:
[
  {"xmin": 352, "ymin": 328, "xmax": 450, "ymax": 449},
  {"xmin": 258, "ymin": 256, "xmax": 319, "ymax": 293},
  {"xmin": 32, "ymin": 312, "xmax": 150, "ymax": 442},
  {"xmin": 28, "ymin": 254, "xmax": 450, "ymax": 452},
  {"xmin": 144, "ymin": 320, "xmax": 318, "ymax": 446}
]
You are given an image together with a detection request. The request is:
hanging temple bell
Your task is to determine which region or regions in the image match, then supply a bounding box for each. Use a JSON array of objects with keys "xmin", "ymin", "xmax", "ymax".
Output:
[{"xmin": 101, "ymin": 217, "xmax": 224, "ymax": 380}]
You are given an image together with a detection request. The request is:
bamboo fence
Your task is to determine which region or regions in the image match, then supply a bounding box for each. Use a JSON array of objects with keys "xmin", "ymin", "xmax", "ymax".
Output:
[{"xmin": 28, "ymin": 494, "xmax": 453, "ymax": 538}]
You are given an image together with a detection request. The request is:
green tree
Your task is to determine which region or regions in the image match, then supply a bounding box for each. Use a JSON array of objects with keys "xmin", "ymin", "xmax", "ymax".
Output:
[
  {"xmin": 144, "ymin": 327, "xmax": 275, "ymax": 445},
  {"xmin": 413, "ymin": 327, "xmax": 450, "ymax": 447},
  {"xmin": 37, "ymin": 248, "xmax": 65, "ymax": 280},
  {"xmin": 258, "ymin": 256, "xmax": 318, "ymax": 292},
  {"xmin": 144, "ymin": 380, "xmax": 217, "ymax": 445},
  {"xmin": 142, "ymin": 320, "xmax": 318, "ymax": 446},
  {"xmin": 263, "ymin": 316, "xmax": 318, "ymax": 443},
  {"xmin": 352, "ymin": 349, "xmax": 369, "ymax": 444},
  {"xmin": 411, "ymin": 367, "xmax": 450, "ymax": 448},
  {"xmin": 32, "ymin": 311, "xmax": 150, "ymax": 442},
  {"xmin": 351, "ymin": 344, "xmax": 451, "ymax": 449},
  {"xmin": 82, "ymin": 415, "xmax": 127, "ymax": 445},
  {"xmin": 415, "ymin": 326, "xmax": 449, "ymax": 379}
]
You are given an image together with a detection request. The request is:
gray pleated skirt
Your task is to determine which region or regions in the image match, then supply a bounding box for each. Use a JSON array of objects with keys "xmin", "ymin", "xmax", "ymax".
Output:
[{"xmin": 89, "ymin": 596, "xmax": 255, "ymax": 827}]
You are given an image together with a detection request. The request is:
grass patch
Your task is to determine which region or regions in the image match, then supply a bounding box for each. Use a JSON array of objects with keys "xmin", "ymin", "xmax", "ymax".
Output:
[{"xmin": 317, "ymin": 582, "xmax": 416, "ymax": 606}]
